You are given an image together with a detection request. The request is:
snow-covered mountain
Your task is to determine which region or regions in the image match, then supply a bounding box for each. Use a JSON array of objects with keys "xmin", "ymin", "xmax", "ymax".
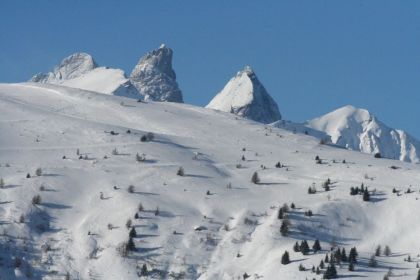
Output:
[
  {"xmin": 30, "ymin": 53, "xmax": 98, "ymax": 83},
  {"xmin": 2, "ymin": 82, "xmax": 419, "ymax": 280},
  {"xmin": 30, "ymin": 53, "xmax": 140, "ymax": 98},
  {"xmin": 306, "ymin": 105, "xmax": 420, "ymax": 163},
  {"xmin": 129, "ymin": 44, "xmax": 183, "ymax": 102},
  {"xmin": 206, "ymin": 66, "xmax": 281, "ymax": 124}
]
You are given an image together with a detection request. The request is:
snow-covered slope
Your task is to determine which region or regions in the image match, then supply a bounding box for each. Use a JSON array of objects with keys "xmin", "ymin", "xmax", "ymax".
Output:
[
  {"xmin": 60, "ymin": 67, "xmax": 139, "ymax": 98},
  {"xmin": 30, "ymin": 53, "xmax": 140, "ymax": 98},
  {"xmin": 206, "ymin": 66, "xmax": 281, "ymax": 124},
  {"xmin": 307, "ymin": 105, "xmax": 420, "ymax": 163},
  {"xmin": 1, "ymin": 83, "xmax": 420, "ymax": 280},
  {"xmin": 129, "ymin": 44, "xmax": 183, "ymax": 102}
]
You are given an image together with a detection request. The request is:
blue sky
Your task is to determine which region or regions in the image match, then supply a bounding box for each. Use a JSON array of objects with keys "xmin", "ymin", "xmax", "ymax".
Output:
[{"xmin": 1, "ymin": 1, "xmax": 420, "ymax": 137}]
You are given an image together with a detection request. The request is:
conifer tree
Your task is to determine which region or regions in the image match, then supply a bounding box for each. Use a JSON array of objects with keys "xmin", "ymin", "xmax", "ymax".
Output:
[
  {"xmin": 129, "ymin": 227, "xmax": 137, "ymax": 238},
  {"xmin": 375, "ymin": 245, "xmax": 381, "ymax": 256},
  {"xmin": 300, "ymin": 240, "xmax": 310, "ymax": 255},
  {"xmin": 313, "ymin": 239, "xmax": 322, "ymax": 252},
  {"xmin": 349, "ymin": 247, "xmax": 358, "ymax": 263},
  {"xmin": 127, "ymin": 237, "xmax": 136, "ymax": 251},
  {"xmin": 323, "ymin": 263, "xmax": 337, "ymax": 279},
  {"xmin": 363, "ymin": 189, "xmax": 370, "ymax": 201},
  {"xmin": 348, "ymin": 260, "xmax": 354, "ymax": 271},
  {"xmin": 251, "ymin": 172, "xmax": 260, "ymax": 184},
  {"xmin": 293, "ymin": 241, "xmax": 300, "ymax": 252},
  {"xmin": 280, "ymin": 218, "xmax": 290, "ymax": 236},
  {"xmin": 320, "ymin": 260, "xmax": 325, "ymax": 269},
  {"xmin": 384, "ymin": 245, "xmax": 391, "ymax": 256},
  {"xmin": 177, "ymin": 167, "xmax": 185, "ymax": 176},
  {"xmin": 278, "ymin": 207, "xmax": 284, "ymax": 219},
  {"xmin": 281, "ymin": 251, "xmax": 290, "ymax": 265},
  {"xmin": 368, "ymin": 255, "xmax": 377, "ymax": 267},
  {"xmin": 140, "ymin": 264, "xmax": 148, "ymax": 276},
  {"xmin": 341, "ymin": 248, "xmax": 347, "ymax": 262}
]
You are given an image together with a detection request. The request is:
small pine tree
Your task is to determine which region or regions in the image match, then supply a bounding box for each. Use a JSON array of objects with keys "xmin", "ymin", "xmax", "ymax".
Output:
[
  {"xmin": 136, "ymin": 153, "xmax": 145, "ymax": 162},
  {"xmin": 313, "ymin": 239, "xmax": 322, "ymax": 252},
  {"xmin": 417, "ymin": 269, "xmax": 420, "ymax": 280},
  {"xmin": 363, "ymin": 189, "xmax": 370, "ymax": 201},
  {"xmin": 383, "ymin": 274, "xmax": 389, "ymax": 280},
  {"xmin": 316, "ymin": 266, "xmax": 321, "ymax": 274},
  {"xmin": 320, "ymin": 260, "xmax": 325, "ymax": 269},
  {"xmin": 375, "ymin": 245, "xmax": 381, "ymax": 257},
  {"xmin": 280, "ymin": 218, "xmax": 290, "ymax": 236},
  {"xmin": 325, "ymin": 254, "xmax": 329, "ymax": 263},
  {"xmin": 368, "ymin": 255, "xmax": 377, "ymax": 267},
  {"xmin": 35, "ymin": 167, "xmax": 42, "ymax": 176},
  {"xmin": 134, "ymin": 213, "xmax": 139, "ymax": 219},
  {"xmin": 281, "ymin": 250, "xmax": 290, "ymax": 264},
  {"xmin": 341, "ymin": 248, "xmax": 347, "ymax": 262},
  {"xmin": 277, "ymin": 207, "xmax": 284, "ymax": 219},
  {"xmin": 154, "ymin": 207, "xmax": 160, "ymax": 216},
  {"xmin": 19, "ymin": 214, "xmax": 25, "ymax": 223},
  {"xmin": 127, "ymin": 237, "xmax": 136, "ymax": 251},
  {"xmin": 312, "ymin": 265, "xmax": 315, "ymax": 273},
  {"xmin": 300, "ymin": 240, "xmax": 310, "ymax": 255},
  {"xmin": 0, "ymin": 178, "xmax": 4, "ymax": 188},
  {"xmin": 140, "ymin": 264, "xmax": 148, "ymax": 276},
  {"xmin": 323, "ymin": 263, "xmax": 337, "ymax": 279},
  {"xmin": 251, "ymin": 172, "xmax": 260, "ymax": 184},
  {"xmin": 293, "ymin": 241, "xmax": 300, "ymax": 252},
  {"xmin": 128, "ymin": 185, "xmax": 135, "ymax": 193},
  {"xmin": 348, "ymin": 260, "xmax": 354, "ymax": 271},
  {"xmin": 138, "ymin": 203, "xmax": 144, "ymax": 212},
  {"xmin": 384, "ymin": 245, "xmax": 391, "ymax": 256},
  {"xmin": 242, "ymin": 155, "xmax": 246, "ymax": 161},
  {"xmin": 129, "ymin": 227, "xmax": 137, "ymax": 238},
  {"xmin": 26, "ymin": 173, "xmax": 31, "ymax": 178},
  {"xmin": 291, "ymin": 202, "xmax": 295, "ymax": 209},
  {"xmin": 350, "ymin": 247, "xmax": 358, "ymax": 261},
  {"xmin": 177, "ymin": 167, "xmax": 185, "ymax": 176},
  {"xmin": 32, "ymin": 194, "xmax": 41, "ymax": 205},
  {"xmin": 298, "ymin": 263, "xmax": 305, "ymax": 271}
]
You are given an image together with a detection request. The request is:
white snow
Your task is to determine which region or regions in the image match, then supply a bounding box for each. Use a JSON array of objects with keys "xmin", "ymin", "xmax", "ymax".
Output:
[
  {"xmin": 0, "ymin": 83, "xmax": 419, "ymax": 279},
  {"xmin": 61, "ymin": 67, "xmax": 139, "ymax": 98},
  {"xmin": 307, "ymin": 105, "xmax": 420, "ymax": 163},
  {"xmin": 30, "ymin": 53, "xmax": 140, "ymax": 99},
  {"xmin": 206, "ymin": 66, "xmax": 281, "ymax": 124}
]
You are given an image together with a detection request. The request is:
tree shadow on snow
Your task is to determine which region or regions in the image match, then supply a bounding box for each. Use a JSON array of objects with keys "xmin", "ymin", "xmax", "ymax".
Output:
[
  {"xmin": 42, "ymin": 202, "xmax": 72, "ymax": 209},
  {"xmin": 3, "ymin": 184, "xmax": 21, "ymax": 189},
  {"xmin": 134, "ymin": 191, "xmax": 159, "ymax": 196},
  {"xmin": 185, "ymin": 174, "xmax": 212, "ymax": 179}
]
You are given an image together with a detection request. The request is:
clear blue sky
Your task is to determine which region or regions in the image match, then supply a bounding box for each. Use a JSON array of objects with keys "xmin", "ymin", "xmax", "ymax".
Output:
[{"xmin": 1, "ymin": 1, "xmax": 420, "ymax": 137}]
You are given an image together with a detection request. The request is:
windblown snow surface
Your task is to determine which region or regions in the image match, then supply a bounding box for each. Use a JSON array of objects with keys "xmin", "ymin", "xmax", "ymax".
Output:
[{"xmin": 0, "ymin": 84, "xmax": 419, "ymax": 279}]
